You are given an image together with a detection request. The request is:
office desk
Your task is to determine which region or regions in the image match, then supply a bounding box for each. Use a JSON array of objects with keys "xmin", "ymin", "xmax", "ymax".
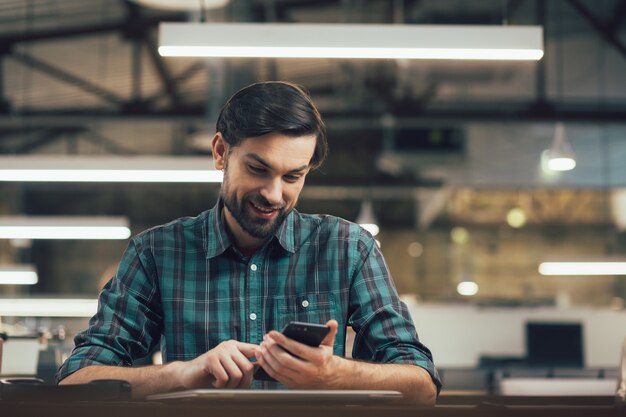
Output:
[{"xmin": 1, "ymin": 396, "xmax": 623, "ymax": 417}]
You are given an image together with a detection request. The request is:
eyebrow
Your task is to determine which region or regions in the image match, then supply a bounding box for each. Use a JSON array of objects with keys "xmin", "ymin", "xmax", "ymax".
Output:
[{"xmin": 245, "ymin": 153, "xmax": 309, "ymax": 174}]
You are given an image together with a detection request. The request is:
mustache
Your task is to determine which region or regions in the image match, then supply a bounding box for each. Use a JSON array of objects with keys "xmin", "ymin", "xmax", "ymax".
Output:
[{"xmin": 248, "ymin": 195, "xmax": 285, "ymax": 211}]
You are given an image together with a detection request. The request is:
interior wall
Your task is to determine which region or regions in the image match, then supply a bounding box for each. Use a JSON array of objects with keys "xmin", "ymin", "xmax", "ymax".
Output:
[{"xmin": 403, "ymin": 301, "xmax": 626, "ymax": 369}]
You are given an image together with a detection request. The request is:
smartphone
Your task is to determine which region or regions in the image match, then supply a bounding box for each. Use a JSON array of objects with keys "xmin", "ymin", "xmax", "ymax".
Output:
[{"xmin": 254, "ymin": 321, "xmax": 330, "ymax": 382}]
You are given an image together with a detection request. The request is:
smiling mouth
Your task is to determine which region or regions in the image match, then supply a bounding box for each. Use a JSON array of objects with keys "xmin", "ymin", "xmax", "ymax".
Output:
[{"xmin": 249, "ymin": 201, "xmax": 281, "ymax": 216}]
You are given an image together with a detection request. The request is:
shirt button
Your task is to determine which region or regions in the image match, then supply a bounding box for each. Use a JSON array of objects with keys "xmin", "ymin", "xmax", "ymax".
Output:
[
  {"xmin": 249, "ymin": 313, "xmax": 257, "ymax": 321},
  {"xmin": 301, "ymin": 300, "xmax": 309, "ymax": 308},
  {"xmin": 250, "ymin": 264, "xmax": 258, "ymax": 271}
]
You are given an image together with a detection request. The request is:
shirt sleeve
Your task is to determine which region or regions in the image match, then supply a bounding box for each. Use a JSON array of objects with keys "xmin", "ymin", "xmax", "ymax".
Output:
[
  {"xmin": 55, "ymin": 237, "xmax": 163, "ymax": 383},
  {"xmin": 347, "ymin": 228, "xmax": 442, "ymax": 393}
]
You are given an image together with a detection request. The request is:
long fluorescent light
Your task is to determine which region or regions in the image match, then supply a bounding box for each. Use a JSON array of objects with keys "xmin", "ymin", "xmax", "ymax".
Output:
[
  {"xmin": 0, "ymin": 298, "xmax": 97, "ymax": 317},
  {"xmin": 159, "ymin": 23, "xmax": 544, "ymax": 60},
  {"xmin": 0, "ymin": 266, "xmax": 38, "ymax": 285},
  {"xmin": 0, "ymin": 156, "xmax": 223, "ymax": 183},
  {"xmin": 0, "ymin": 216, "xmax": 131, "ymax": 240},
  {"xmin": 539, "ymin": 262, "xmax": 626, "ymax": 276}
]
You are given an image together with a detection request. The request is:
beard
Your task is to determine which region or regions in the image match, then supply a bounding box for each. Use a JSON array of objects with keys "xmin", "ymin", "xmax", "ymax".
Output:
[{"xmin": 220, "ymin": 175, "xmax": 290, "ymax": 240}]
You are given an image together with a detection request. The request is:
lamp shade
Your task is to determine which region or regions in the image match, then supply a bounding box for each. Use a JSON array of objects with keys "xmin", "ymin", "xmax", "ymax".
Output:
[
  {"xmin": 543, "ymin": 123, "xmax": 576, "ymax": 172},
  {"xmin": 356, "ymin": 200, "xmax": 380, "ymax": 236},
  {"xmin": 0, "ymin": 216, "xmax": 131, "ymax": 240},
  {"xmin": 539, "ymin": 262, "xmax": 626, "ymax": 276},
  {"xmin": 0, "ymin": 298, "xmax": 97, "ymax": 317},
  {"xmin": 130, "ymin": 0, "xmax": 229, "ymax": 10},
  {"xmin": 0, "ymin": 265, "xmax": 38, "ymax": 285},
  {"xmin": 159, "ymin": 23, "xmax": 544, "ymax": 60},
  {"xmin": 0, "ymin": 156, "xmax": 223, "ymax": 183}
]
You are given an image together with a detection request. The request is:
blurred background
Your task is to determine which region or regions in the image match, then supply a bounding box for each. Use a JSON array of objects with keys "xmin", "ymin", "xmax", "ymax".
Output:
[{"xmin": 0, "ymin": 0, "xmax": 625, "ymax": 395}]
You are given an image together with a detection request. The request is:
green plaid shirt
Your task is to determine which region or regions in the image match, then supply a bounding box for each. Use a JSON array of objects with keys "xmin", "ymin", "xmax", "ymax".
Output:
[{"xmin": 57, "ymin": 200, "xmax": 441, "ymax": 391}]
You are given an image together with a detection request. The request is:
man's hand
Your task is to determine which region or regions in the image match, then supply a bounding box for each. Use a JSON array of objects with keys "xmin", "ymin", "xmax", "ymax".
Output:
[
  {"xmin": 255, "ymin": 320, "xmax": 339, "ymax": 388},
  {"xmin": 60, "ymin": 340, "xmax": 260, "ymax": 399},
  {"xmin": 178, "ymin": 340, "xmax": 259, "ymax": 389}
]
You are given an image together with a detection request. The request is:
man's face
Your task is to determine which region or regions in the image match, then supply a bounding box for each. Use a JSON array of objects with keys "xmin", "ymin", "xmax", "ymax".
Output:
[{"xmin": 214, "ymin": 132, "xmax": 316, "ymax": 247}]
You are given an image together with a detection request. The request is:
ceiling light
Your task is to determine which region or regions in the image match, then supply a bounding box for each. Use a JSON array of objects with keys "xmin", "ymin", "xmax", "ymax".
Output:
[
  {"xmin": 457, "ymin": 281, "xmax": 479, "ymax": 296},
  {"xmin": 0, "ymin": 298, "xmax": 97, "ymax": 317},
  {"xmin": 159, "ymin": 23, "xmax": 544, "ymax": 60},
  {"xmin": 539, "ymin": 262, "xmax": 626, "ymax": 276},
  {"xmin": 356, "ymin": 200, "xmax": 380, "ymax": 236},
  {"xmin": 542, "ymin": 123, "xmax": 576, "ymax": 172},
  {"xmin": 407, "ymin": 242, "xmax": 424, "ymax": 258},
  {"xmin": 450, "ymin": 227, "xmax": 470, "ymax": 245},
  {"xmin": 130, "ymin": 0, "xmax": 229, "ymax": 11},
  {"xmin": 0, "ymin": 216, "xmax": 131, "ymax": 240},
  {"xmin": 506, "ymin": 207, "xmax": 527, "ymax": 228},
  {"xmin": 0, "ymin": 156, "xmax": 223, "ymax": 183},
  {"xmin": 0, "ymin": 266, "xmax": 38, "ymax": 285}
]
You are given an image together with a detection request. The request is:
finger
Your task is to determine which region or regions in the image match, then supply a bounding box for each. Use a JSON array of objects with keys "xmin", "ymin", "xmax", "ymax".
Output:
[
  {"xmin": 264, "ymin": 338, "xmax": 304, "ymax": 370},
  {"xmin": 255, "ymin": 348, "xmax": 276, "ymax": 376},
  {"xmin": 268, "ymin": 331, "xmax": 317, "ymax": 361},
  {"xmin": 265, "ymin": 338, "xmax": 318, "ymax": 380},
  {"xmin": 321, "ymin": 320, "xmax": 338, "ymax": 347},
  {"xmin": 231, "ymin": 351, "xmax": 255, "ymax": 388},
  {"xmin": 219, "ymin": 356, "xmax": 244, "ymax": 389},
  {"xmin": 208, "ymin": 359, "xmax": 230, "ymax": 389},
  {"xmin": 259, "ymin": 344, "xmax": 300, "ymax": 385},
  {"xmin": 236, "ymin": 342, "xmax": 261, "ymax": 358}
]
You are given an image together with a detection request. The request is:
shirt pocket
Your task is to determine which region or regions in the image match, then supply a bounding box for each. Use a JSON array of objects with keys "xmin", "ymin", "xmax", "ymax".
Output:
[
  {"xmin": 274, "ymin": 292, "xmax": 336, "ymax": 330},
  {"xmin": 273, "ymin": 293, "xmax": 345, "ymax": 356}
]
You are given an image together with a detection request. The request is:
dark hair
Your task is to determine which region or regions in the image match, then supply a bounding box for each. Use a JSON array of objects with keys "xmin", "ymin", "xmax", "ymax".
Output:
[{"xmin": 216, "ymin": 81, "xmax": 328, "ymax": 169}]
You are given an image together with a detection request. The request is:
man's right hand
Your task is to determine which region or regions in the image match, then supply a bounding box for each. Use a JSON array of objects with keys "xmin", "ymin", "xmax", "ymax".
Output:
[
  {"xmin": 59, "ymin": 340, "xmax": 260, "ymax": 399},
  {"xmin": 177, "ymin": 340, "xmax": 259, "ymax": 389}
]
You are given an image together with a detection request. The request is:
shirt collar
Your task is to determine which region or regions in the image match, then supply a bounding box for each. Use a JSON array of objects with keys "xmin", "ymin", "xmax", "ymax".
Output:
[
  {"xmin": 205, "ymin": 199, "xmax": 297, "ymax": 259},
  {"xmin": 276, "ymin": 209, "xmax": 297, "ymax": 254}
]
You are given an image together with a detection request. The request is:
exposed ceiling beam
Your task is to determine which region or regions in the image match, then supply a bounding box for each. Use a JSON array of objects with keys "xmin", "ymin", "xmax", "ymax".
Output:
[
  {"xmin": 143, "ymin": 61, "xmax": 206, "ymax": 106},
  {"xmin": 535, "ymin": 0, "xmax": 547, "ymax": 105},
  {"xmin": 608, "ymin": 0, "xmax": 626, "ymax": 34},
  {"xmin": 143, "ymin": 31, "xmax": 181, "ymax": 107},
  {"xmin": 0, "ymin": 54, "xmax": 9, "ymax": 113},
  {"xmin": 567, "ymin": 0, "xmax": 626, "ymax": 62},
  {"xmin": 4, "ymin": 127, "xmax": 85, "ymax": 154},
  {"xmin": 2, "ymin": 103, "xmax": 626, "ymax": 125},
  {"xmin": 0, "ymin": 21, "xmax": 127, "ymax": 49},
  {"xmin": 81, "ymin": 130, "xmax": 139, "ymax": 155},
  {"xmin": 9, "ymin": 51, "xmax": 126, "ymax": 107},
  {"xmin": 0, "ymin": 14, "xmax": 184, "ymax": 49}
]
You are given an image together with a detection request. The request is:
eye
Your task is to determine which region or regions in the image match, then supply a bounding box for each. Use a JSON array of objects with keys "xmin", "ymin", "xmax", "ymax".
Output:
[
  {"xmin": 248, "ymin": 165, "xmax": 266, "ymax": 175},
  {"xmin": 283, "ymin": 174, "xmax": 302, "ymax": 183}
]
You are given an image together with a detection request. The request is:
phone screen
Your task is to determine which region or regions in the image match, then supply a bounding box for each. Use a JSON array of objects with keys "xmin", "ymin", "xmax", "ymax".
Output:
[{"xmin": 254, "ymin": 322, "xmax": 330, "ymax": 382}]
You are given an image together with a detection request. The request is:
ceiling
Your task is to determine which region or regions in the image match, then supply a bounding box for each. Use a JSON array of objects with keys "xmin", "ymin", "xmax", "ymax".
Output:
[{"xmin": 1, "ymin": 0, "xmax": 626, "ymax": 229}]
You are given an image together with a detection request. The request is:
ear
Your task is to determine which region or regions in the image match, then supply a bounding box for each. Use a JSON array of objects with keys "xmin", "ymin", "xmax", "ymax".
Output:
[{"xmin": 211, "ymin": 133, "xmax": 228, "ymax": 170}]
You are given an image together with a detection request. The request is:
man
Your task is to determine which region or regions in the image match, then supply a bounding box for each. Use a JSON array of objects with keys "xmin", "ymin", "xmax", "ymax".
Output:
[{"xmin": 56, "ymin": 81, "xmax": 441, "ymax": 405}]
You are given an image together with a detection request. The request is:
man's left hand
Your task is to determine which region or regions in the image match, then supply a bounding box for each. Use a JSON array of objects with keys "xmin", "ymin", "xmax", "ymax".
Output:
[{"xmin": 255, "ymin": 319, "xmax": 339, "ymax": 388}]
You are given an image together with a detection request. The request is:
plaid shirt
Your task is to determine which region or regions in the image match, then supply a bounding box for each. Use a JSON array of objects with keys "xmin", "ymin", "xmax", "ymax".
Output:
[{"xmin": 57, "ymin": 200, "xmax": 441, "ymax": 391}]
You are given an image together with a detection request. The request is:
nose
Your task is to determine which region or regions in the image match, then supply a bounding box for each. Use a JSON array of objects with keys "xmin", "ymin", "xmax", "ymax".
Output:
[{"xmin": 259, "ymin": 177, "xmax": 283, "ymax": 206}]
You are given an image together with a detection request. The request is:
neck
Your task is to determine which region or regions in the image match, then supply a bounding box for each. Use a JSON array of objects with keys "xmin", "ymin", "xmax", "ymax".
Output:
[{"xmin": 239, "ymin": 245, "xmax": 260, "ymax": 257}]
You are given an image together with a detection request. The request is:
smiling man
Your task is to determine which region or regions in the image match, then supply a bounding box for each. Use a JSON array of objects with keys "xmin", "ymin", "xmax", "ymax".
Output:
[{"xmin": 56, "ymin": 81, "xmax": 441, "ymax": 405}]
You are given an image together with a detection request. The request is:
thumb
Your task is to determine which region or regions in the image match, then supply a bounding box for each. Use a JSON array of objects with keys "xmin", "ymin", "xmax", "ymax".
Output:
[{"xmin": 321, "ymin": 319, "xmax": 338, "ymax": 347}]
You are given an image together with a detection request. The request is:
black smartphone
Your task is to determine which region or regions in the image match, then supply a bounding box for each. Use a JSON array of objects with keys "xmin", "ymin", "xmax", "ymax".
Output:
[{"xmin": 254, "ymin": 321, "xmax": 330, "ymax": 382}]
